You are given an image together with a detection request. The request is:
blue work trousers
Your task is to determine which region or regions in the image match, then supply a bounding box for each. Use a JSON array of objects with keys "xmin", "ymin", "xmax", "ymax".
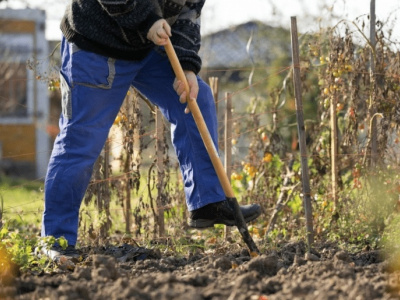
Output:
[{"xmin": 41, "ymin": 37, "xmax": 225, "ymax": 245}]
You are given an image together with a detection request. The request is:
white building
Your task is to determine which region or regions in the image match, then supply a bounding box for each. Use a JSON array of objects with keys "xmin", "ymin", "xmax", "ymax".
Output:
[{"xmin": 0, "ymin": 9, "xmax": 50, "ymax": 178}]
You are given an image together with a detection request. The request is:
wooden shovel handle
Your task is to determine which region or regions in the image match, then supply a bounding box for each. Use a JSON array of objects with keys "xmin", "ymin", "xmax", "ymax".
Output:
[
  {"xmin": 165, "ymin": 40, "xmax": 260, "ymax": 254},
  {"xmin": 164, "ymin": 39, "xmax": 234, "ymax": 198}
]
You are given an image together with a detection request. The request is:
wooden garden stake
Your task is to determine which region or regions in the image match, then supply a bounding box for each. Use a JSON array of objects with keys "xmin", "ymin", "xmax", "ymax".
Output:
[
  {"xmin": 123, "ymin": 92, "xmax": 133, "ymax": 234},
  {"xmin": 122, "ymin": 96, "xmax": 130, "ymax": 234},
  {"xmin": 224, "ymin": 92, "xmax": 233, "ymax": 240},
  {"xmin": 290, "ymin": 17, "xmax": 314, "ymax": 246},
  {"xmin": 209, "ymin": 77, "xmax": 219, "ymax": 116},
  {"xmin": 369, "ymin": 0, "xmax": 378, "ymax": 166},
  {"xmin": 209, "ymin": 77, "xmax": 222, "ymax": 151},
  {"xmin": 330, "ymin": 94, "xmax": 339, "ymax": 209},
  {"xmin": 156, "ymin": 108, "xmax": 166, "ymax": 238}
]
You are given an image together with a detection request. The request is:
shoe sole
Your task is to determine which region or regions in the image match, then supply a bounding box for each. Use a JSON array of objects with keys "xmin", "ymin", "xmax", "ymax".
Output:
[{"xmin": 188, "ymin": 210, "xmax": 261, "ymax": 229}]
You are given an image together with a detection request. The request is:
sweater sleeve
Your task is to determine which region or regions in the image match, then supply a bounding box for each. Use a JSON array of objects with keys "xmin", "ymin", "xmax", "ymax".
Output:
[{"xmin": 169, "ymin": 0, "xmax": 205, "ymax": 74}]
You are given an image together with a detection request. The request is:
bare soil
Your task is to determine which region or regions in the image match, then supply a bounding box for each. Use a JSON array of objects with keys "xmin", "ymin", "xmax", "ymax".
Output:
[{"xmin": 2, "ymin": 241, "xmax": 400, "ymax": 300}]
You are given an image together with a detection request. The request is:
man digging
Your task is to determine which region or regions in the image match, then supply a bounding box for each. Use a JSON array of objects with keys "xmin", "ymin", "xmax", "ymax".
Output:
[{"xmin": 38, "ymin": 0, "xmax": 261, "ymax": 261}]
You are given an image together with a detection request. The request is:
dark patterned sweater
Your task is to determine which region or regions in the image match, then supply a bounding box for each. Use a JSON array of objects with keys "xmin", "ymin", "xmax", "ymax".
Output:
[{"xmin": 61, "ymin": 0, "xmax": 205, "ymax": 74}]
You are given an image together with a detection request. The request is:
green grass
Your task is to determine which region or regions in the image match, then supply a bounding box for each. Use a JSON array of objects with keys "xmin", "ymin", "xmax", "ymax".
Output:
[
  {"xmin": 0, "ymin": 175, "xmax": 143, "ymax": 237},
  {"xmin": 0, "ymin": 173, "xmax": 207, "ymax": 248},
  {"xmin": 0, "ymin": 172, "xmax": 182, "ymax": 235},
  {"xmin": 0, "ymin": 176, "xmax": 44, "ymax": 226}
]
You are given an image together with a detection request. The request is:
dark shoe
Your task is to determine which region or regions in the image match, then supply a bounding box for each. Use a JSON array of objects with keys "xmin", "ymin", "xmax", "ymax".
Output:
[
  {"xmin": 35, "ymin": 244, "xmax": 81, "ymax": 264},
  {"xmin": 188, "ymin": 199, "xmax": 261, "ymax": 228}
]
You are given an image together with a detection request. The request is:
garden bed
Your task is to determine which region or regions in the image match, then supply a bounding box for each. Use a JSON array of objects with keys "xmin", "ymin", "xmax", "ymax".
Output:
[{"xmin": 2, "ymin": 241, "xmax": 399, "ymax": 300}]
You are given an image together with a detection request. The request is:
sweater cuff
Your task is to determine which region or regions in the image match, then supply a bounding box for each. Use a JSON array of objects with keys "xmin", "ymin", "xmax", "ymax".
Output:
[{"xmin": 180, "ymin": 60, "xmax": 201, "ymax": 75}]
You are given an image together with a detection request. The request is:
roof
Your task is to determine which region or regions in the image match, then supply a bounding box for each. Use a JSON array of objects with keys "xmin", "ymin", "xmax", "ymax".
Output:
[{"xmin": 199, "ymin": 21, "xmax": 291, "ymax": 69}]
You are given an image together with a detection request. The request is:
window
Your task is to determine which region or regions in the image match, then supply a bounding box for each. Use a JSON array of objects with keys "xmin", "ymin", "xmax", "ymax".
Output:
[{"xmin": 0, "ymin": 62, "xmax": 28, "ymax": 117}]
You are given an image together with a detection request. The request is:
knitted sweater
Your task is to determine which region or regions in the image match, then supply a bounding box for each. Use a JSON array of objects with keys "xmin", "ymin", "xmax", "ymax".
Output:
[{"xmin": 61, "ymin": 0, "xmax": 205, "ymax": 74}]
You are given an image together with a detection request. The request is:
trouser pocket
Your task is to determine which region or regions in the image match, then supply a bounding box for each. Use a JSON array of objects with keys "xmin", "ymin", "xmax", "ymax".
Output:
[
  {"xmin": 65, "ymin": 41, "xmax": 116, "ymax": 89},
  {"xmin": 59, "ymin": 38, "xmax": 118, "ymax": 119}
]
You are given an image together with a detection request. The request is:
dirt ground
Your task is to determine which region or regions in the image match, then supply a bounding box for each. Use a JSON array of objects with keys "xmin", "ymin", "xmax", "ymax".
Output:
[{"xmin": 1, "ymin": 240, "xmax": 400, "ymax": 300}]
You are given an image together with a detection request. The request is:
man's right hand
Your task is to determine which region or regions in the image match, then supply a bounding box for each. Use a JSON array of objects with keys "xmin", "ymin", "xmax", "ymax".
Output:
[
  {"xmin": 147, "ymin": 19, "xmax": 171, "ymax": 46},
  {"xmin": 173, "ymin": 70, "xmax": 198, "ymax": 114}
]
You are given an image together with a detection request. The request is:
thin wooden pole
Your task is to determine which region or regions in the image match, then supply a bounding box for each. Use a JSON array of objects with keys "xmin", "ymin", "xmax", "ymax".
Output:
[
  {"xmin": 370, "ymin": 0, "xmax": 378, "ymax": 166},
  {"xmin": 224, "ymin": 92, "xmax": 232, "ymax": 240},
  {"xmin": 330, "ymin": 94, "xmax": 339, "ymax": 209},
  {"xmin": 209, "ymin": 77, "xmax": 219, "ymax": 116},
  {"xmin": 209, "ymin": 77, "xmax": 222, "ymax": 150},
  {"xmin": 124, "ymin": 156, "xmax": 131, "ymax": 234},
  {"xmin": 224, "ymin": 92, "xmax": 233, "ymax": 184},
  {"xmin": 124, "ymin": 94, "xmax": 132, "ymax": 234},
  {"xmin": 103, "ymin": 137, "xmax": 111, "ymax": 237},
  {"xmin": 370, "ymin": 0, "xmax": 376, "ymax": 72},
  {"xmin": 290, "ymin": 17, "xmax": 314, "ymax": 247},
  {"xmin": 156, "ymin": 108, "xmax": 165, "ymax": 238}
]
